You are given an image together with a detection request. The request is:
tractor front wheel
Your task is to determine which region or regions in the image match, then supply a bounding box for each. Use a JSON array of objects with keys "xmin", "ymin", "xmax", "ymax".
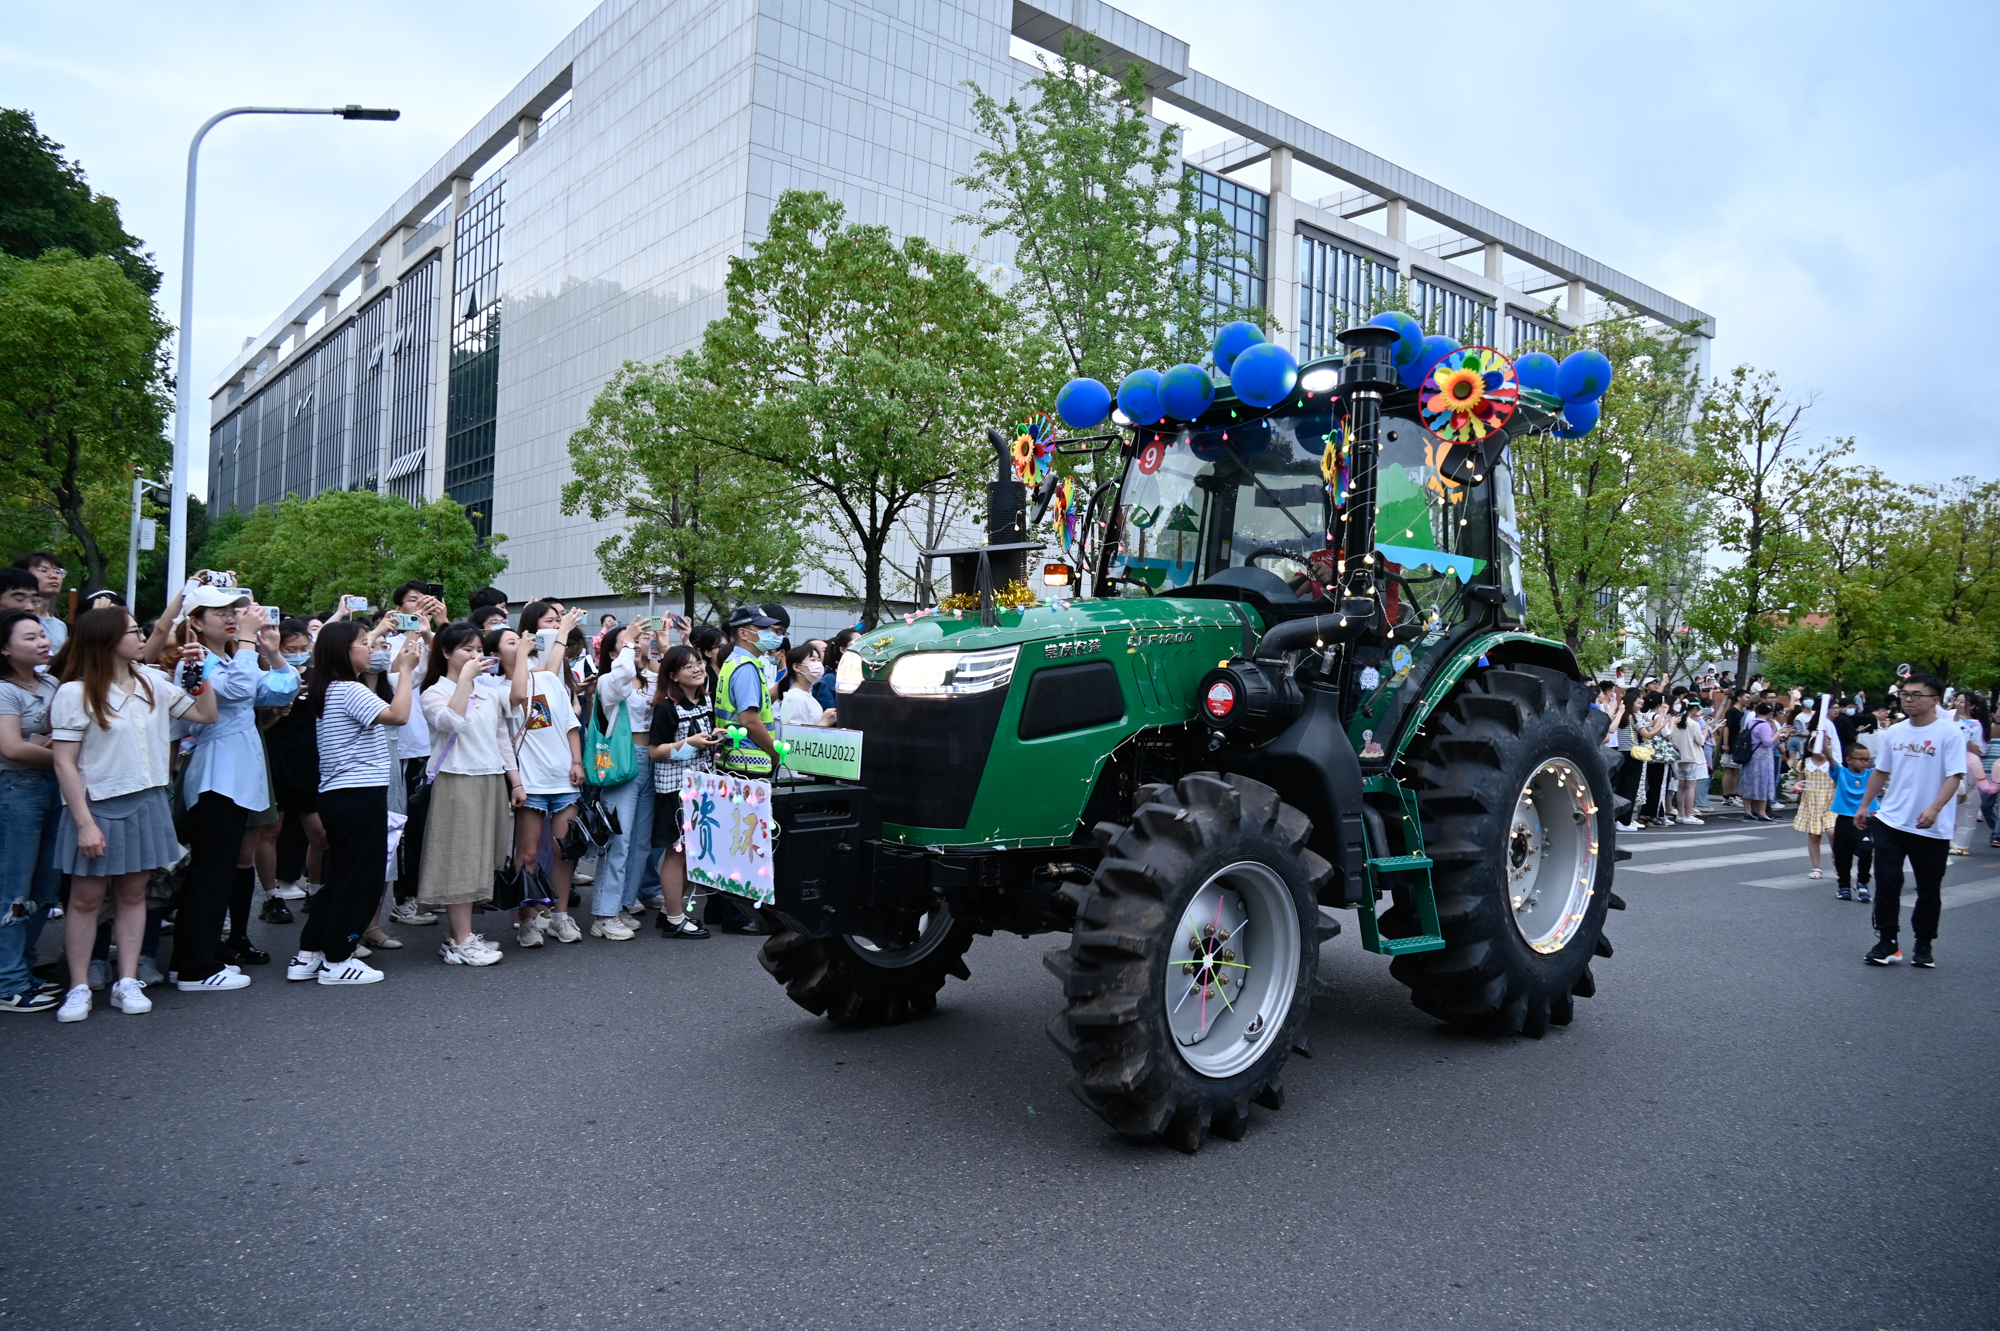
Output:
[
  {"xmin": 759, "ymin": 905, "xmax": 976, "ymax": 1026},
  {"xmin": 1046, "ymin": 773, "xmax": 1332, "ymax": 1153}
]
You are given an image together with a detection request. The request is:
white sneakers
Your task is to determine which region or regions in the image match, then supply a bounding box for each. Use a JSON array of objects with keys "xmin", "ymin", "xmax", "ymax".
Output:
[
  {"xmin": 286, "ymin": 950, "xmax": 326, "ymax": 981},
  {"xmin": 515, "ymin": 916, "xmax": 546, "ymax": 948},
  {"xmin": 440, "ymin": 935, "xmax": 503, "ymax": 966},
  {"xmin": 110, "ymin": 977, "xmax": 153, "ymax": 1013},
  {"xmin": 56, "ymin": 985, "xmax": 91, "ymax": 1023},
  {"xmin": 175, "ymin": 969, "xmax": 251, "ymax": 993},
  {"xmin": 316, "ymin": 956, "xmax": 385, "ymax": 985},
  {"xmin": 545, "ymin": 913, "xmax": 583, "ymax": 944},
  {"xmin": 1678, "ymin": 815, "xmax": 1706, "ymax": 826},
  {"xmin": 589, "ymin": 915, "xmax": 636, "ymax": 941},
  {"xmin": 389, "ymin": 900, "xmax": 438, "ymax": 926},
  {"xmin": 268, "ymin": 879, "xmax": 309, "ymax": 901}
]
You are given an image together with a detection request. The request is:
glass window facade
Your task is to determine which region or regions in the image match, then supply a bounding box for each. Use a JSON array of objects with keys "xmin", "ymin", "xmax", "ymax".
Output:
[
  {"xmin": 1506, "ymin": 311, "xmax": 1566, "ymax": 353},
  {"xmin": 445, "ymin": 176, "xmax": 504, "ymax": 538},
  {"xmin": 1187, "ymin": 167, "xmax": 1267, "ymax": 323},
  {"xmin": 348, "ymin": 295, "xmax": 391, "ymax": 493},
  {"xmin": 1412, "ymin": 273, "xmax": 1496, "ymax": 347},
  {"xmin": 1297, "ymin": 230, "xmax": 1397, "ymax": 363},
  {"xmin": 385, "ymin": 253, "xmax": 439, "ymax": 504}
]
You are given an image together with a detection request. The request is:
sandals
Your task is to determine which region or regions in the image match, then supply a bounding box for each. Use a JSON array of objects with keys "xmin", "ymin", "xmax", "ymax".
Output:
[{"xmin": 1808, "ymin": 869, "xmax": 1823, "ymax": 880}]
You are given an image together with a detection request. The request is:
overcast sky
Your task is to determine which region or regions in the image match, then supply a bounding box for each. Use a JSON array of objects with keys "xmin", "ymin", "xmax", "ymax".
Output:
[{"xmin": 7, "ymin": 0, "xmax": 1994, "ymax": 486}]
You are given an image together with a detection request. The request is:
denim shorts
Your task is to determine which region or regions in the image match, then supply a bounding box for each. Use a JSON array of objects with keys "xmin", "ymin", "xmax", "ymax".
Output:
[{"xmin": 522, "ymin": 791, "xmax": 579, "ymax": 814}]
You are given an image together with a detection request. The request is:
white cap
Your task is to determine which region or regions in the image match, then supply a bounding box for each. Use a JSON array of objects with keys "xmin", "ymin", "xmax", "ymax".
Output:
[{"xmin": 176, "ymin": 583, "xmax": 251, "ymax": 626}]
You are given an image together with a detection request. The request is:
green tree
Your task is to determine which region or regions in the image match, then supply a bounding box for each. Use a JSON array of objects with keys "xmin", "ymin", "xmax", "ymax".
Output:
[
  {"xmin": 1761, "ymin": 466, "xmax": 1917, "ymax": 694},
  {"xmin": 0, "ymin": 250, "xmax": 172, "ymax": 591},
  {"xmin": 0, "ymin": 109, "xmax": 161, "ymax": 294},
  {"xmin": 1898, "ymin": 478, "xmax": 2000, "ymax": 688},
  {"xmin": 1686, "ymin": 367, "xmax": 1850, "ymax": 680},
  {"xmin": 563, "ymin": 358, "xmax": 808, "ymax": 620},
  {"xmin": 1508, "ymin": 309, "xmax": 1706, "ymax": 671},
  {"xmin": 958, "ymin": 32, "xmax": 1258, "ymax": 386},
  {"xmin": 699, "ymin": 190, "xmax": 1033, "ymax": 627},
  {"xmin": 205, "ymin": 490, "xmax": 505, "ymax": 618}
]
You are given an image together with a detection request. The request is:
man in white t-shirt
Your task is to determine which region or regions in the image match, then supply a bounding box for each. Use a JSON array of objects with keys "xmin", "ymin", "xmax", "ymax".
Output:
[{"xmin": 1854, "ymin": 673, "xmax": 1965, "ymax": 969}]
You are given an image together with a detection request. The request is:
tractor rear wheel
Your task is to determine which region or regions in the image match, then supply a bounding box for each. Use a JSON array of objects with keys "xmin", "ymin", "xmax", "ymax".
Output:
[
  {"xmin": 1046, "ymin": 773, "xmax": 1332, "ymax": 1153},
  {"xmin": 758, "ymin": 905, "xmax": 976, "ymax": 1027},
  {"xmin": 1387, "ymin": 665, "xmax": 1615, "ymax": 1036}
]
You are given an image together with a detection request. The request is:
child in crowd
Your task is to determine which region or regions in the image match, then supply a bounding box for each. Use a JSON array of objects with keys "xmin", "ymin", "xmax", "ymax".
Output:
[
  {"xmin": 1828, "ymin": 742, "xmax": 1879, "ymax": 902},
  {"xmin": 1792, "ymin": 732, "xmax": 1836, "ymax": 880}
]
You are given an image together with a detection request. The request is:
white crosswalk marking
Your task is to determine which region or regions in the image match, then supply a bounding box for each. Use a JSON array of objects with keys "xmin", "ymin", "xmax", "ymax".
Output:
[
  {"xmin": 1943, "ymin": 877, "xmax": 2000, "ymax": 910},
  {"xmin": 1618, "ymin": 833, "xmax": 1760, "ymax": 853},
  {"xmin": 1622, "ymin": 847, "xmax": 1804, "ymax": 875}
]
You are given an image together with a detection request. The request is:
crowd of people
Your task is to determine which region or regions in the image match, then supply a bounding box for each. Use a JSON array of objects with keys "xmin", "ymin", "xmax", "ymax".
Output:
[
  {"xmin": 0, "ymin": 556, "xmax": 860, "ymax": 1022},
  {"xmin": 1593, "ymin": 669, "xmax": 1998, "ymax": 969}
]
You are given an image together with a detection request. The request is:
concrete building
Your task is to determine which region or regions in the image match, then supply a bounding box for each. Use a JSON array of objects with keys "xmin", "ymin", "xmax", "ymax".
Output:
[{"xmin": 203, "ymin": 0, "xmax": 1711, "ymax": 636}]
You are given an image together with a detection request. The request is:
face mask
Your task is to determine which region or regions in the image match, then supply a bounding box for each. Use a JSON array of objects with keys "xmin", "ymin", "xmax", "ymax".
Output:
[
  {"xmin": 756, "ymin": 630, "xmax": 782, "ymax": 653},
  {"xmin": 283, "ymin": 651, "xmax": 310, "ymax": 668},
  {"xmin": 672, "ymin": 742, "xmax": 697, "ymax": 761},
  {"xmin": 803, "ymin": 660, "xmax": 824, "ymax": 683}
]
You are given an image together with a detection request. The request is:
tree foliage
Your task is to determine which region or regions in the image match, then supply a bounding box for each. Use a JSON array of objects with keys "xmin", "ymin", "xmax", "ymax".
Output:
[
  {"xmin": 0, "ymin": 109, "xmax": 161, "ymax": 294},
  {"xmin": 203, "ymin": 490, "xmax": 505, "ymax": 618},
  {"xmin": 0, "ymin": 250, "xmax": 172, "ymax": 591},
  {"xmin": 562, "ymin": 358, "xmax": 807, "ymax": 620},
  {"xmin": 695, "ymin": 189, "xmax": 1034, "ymax": 626},
  {"xmin": 1510, "ymin": 310, "xmax": 1705, "ymax": 672},
  {"xmin": 958, "ymin": 32, "xmax": 1259, "ymax": 385}
]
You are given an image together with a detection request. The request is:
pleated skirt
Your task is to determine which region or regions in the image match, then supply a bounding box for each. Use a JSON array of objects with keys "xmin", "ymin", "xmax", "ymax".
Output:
[
  {"xmin": 55, "ymin": 786, "xmax": 181, "ymax": 877},
  {"xmin": 416, "ymin": 771, "xmax": 513, "ymax": 905}
]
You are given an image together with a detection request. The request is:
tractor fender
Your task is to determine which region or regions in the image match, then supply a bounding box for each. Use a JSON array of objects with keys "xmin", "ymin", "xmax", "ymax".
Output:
[{"xmin": 1209, "ymin": 682, "xmax": 1369, "ymax": 907}]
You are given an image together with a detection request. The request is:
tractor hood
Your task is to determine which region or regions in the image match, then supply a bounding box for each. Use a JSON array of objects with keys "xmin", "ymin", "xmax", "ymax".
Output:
[{"xmin": 845, "ymin": 596, "xmax": 1261, "ymax": 681}]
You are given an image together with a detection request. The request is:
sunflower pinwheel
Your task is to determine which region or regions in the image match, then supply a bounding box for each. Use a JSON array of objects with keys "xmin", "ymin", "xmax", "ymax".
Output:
[{"xmin": 1420, "ymin": 346, "xmax": 1518, "ymax": 445}]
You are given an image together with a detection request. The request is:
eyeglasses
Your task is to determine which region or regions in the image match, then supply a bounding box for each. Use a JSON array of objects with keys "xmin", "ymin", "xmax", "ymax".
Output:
[{"xmin": 123, "ymin": 626, "xmax": 146, "ymax": 638}]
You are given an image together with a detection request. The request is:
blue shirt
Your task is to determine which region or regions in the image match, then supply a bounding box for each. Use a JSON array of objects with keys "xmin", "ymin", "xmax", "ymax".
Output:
[
  {"xmin": 1829, "ymin": 764, "xmax": 1880, "ymax": 818},
  {"xmin": 180, "ymin": 646, "xmax": 300, "ymax": 810}
]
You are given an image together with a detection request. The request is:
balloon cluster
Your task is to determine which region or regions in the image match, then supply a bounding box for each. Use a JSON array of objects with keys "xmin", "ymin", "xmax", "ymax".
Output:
[
  {"xmin": 1369, "ymin": 311, "xmax": 1613, "ymax": 438},
  {"xmin": 1053, "ymin": 320, "xmax": 1301, "ymax": 430}
]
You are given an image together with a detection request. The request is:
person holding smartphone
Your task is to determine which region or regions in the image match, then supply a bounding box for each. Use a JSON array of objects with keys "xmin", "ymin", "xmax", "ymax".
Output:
[
  {"xmin": 286, "ymin": 623, "xmax": 421, "ymax": 985},
  {"xmin": 649, "ymin": 644, "xmax": 721, "ymax": 938},
  {"xmin": 587, "ymin": 619, "xmax": 665, "ymax": 938},
  {"xmin": 510, "ymin": 600, "xmax": 586, "ymax": 945},
  {"xmin": 416, "ymin": 622, "xmax": 521, "ymax": 965},
  {"xmin": 384, "ymin": 583, "xmax": 449, "ymax": 926},
  {"xmin": 171, "ymin": 585, "xmax": 298, "ymax": 987}
]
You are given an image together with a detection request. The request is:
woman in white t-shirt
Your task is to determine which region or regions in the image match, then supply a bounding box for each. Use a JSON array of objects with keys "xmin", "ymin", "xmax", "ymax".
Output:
[
  {"xmin": 510, "ymin": 602, "xmax": 585, "ymax": 947},
  {"xmin": 774, "ymin": 644, "xmax": 837, "ymax": 731},
  {"xmin": 416, "ymin": 622, "xmax": 523, "ymax": 965},
  {"xmin": 287, "ymin": 621, "xmax": 420, "ymax": 987},
  {"xmin": 1948, "ymin": 692, "xmax": 1991, "ymax": 855},
  {"xmin": 49, "ymin": 608, "xmax": 219, "ymax": 1022},
  {"xmin": 587, "ymin": 621, "xmax": 665, "ymax": 938}
]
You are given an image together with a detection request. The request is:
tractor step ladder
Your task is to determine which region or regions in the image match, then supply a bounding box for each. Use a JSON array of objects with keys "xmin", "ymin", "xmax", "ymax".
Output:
[{"xmin": 1356, "ymin": 776, "xmax": 1446, "ymax": 956}]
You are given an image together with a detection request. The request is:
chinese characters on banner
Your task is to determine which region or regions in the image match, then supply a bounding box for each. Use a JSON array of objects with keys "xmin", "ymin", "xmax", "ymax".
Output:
[{"xmin": 680, "ymin": 770, "xmax": 775, "ymax": 904}]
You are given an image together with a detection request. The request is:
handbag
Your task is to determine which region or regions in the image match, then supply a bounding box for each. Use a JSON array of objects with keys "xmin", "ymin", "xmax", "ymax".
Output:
[
  {"xmin": 1629, "ymin": 744, "xmax": 1655, "ymax": 763},
  {"xmin": 490, "ymin": 859, "xmax": 527, "ymax": 911},
  {"xmin": 583, "ymin": 697, "xmax": 638, "ymax": 787}
]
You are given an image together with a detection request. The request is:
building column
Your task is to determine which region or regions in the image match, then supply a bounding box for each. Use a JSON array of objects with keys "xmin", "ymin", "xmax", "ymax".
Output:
[
  {"xmin": 1567, "ymin": 277, "xmax": 1587, "ymax": 325},
  {"xmin": 1266, "ymin": 148, "xmax": 1297, "ymax": 354},
  {"xmin": 1484, "ymin": 241, "xmax": 1503, "ymax": 282},
  {"xmin": 424, "ymin": 176, "xmax": 472, "ymax": 507},
  {"xmin": 1385, "ymin": 198, "xmax": 1408, "ymax": 243}
]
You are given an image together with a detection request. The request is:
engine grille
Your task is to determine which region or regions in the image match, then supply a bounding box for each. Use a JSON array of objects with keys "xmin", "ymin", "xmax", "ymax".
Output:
[{"xmin": 838, "ymin": 681, "xmax": 1006, "ymax": 829}]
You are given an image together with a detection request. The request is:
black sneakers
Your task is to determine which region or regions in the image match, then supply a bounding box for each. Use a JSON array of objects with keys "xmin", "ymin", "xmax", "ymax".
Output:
[
  {"xmin": 259, "ymin": 897, "xmax": 295, "ymax": 924},
  {"xmin": 1864, "ymin": 939, "xmax": 1902, "ymax": 966},
  {"xmin": 1912, "ymin": 942, "xmax": 1935, "ymax": 969}
]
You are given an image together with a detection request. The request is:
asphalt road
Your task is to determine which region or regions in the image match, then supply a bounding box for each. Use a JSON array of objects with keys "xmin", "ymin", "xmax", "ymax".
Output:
[{"xmin": 3, "ymin": 811, "xmax": 1997, "ymax": 1331}]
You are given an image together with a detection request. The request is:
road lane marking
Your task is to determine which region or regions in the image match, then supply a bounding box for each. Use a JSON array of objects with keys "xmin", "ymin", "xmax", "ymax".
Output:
[
  {"xmin": 1944, "ymin": 877, "xmax": 2000, "ymax": 909},
  {"xmin": 1618, "ymin": 833, "xmax": 1761, "ymax": 853},
  {"xmin": 1622, "ymin": 847, "xmax": 1805, "ymax": 875}
]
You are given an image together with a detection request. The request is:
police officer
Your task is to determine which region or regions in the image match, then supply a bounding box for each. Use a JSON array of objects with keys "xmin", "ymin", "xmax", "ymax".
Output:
[{"xmin": 708, "ymin": 606, "xmax": 784, "ymax": 934}]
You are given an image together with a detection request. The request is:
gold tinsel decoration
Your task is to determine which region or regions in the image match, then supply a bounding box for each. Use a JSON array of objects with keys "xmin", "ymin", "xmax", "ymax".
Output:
[{"xmin": 939, "ymin": 579, "xmax": 1039, "ymax": 612}]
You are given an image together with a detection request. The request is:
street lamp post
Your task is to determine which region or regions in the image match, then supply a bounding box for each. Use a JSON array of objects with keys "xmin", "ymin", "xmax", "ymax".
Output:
[
  {"xmin": 167, "ymin": 104, "xmax": 399, "ymax": 597},
  {"xmin": 125, "ymin": 474, "xmax": 168, "ymax": 608}
]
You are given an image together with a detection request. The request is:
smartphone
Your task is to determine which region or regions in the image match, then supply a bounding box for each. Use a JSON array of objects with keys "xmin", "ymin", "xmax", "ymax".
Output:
[
  {"xmin": 534, "ymin": 629, "xmax": 556, "ymax": 656},
  {"xmin": 344, "ymin": 595, "xmax": 373, "ymax": 614},
  {"xmin": 196, "ymin": 569, "xmax": 236, "ymax": 588},
  {"xmin": 421, "ymin": 582, "xmax": 445, "ymax": 601},
  {"xmin": 393, "ymin": 612, "xmax": 424, "ymax": 632},
  {"xmin": 264, "ymin": 606, "xmax": 281, "ymax": 625},
  {"xmin": 482, "ymin": 658, "xmax": 502, "ymax": 676}
]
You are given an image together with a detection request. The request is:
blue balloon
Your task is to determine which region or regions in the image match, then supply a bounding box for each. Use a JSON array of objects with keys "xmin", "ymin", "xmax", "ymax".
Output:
[
  {"xmin": 1554, "ymin": 398, "xmax": 1601, "ymax": 438},
  {"xmin": 1055, "ymin": 377, "xmax": 1112, "ymax": 429},
  {"xmin": 1400, "ymin": 334, "xmax": 1462, "ymax": 389},
  {"xmin": 1556, "ymin": 349, "xmax": 1614, "ymax": 404},
  {"xmin": 1118, "ymin": 369, "xmax": 1165, "ymax": 425},
  {"xmin": 1513, "ymin": 352, "xmax": 1560, "ymax": 398},
  {"xmin": 1230, "ymin": 342, "xmax": 1298, "ymax": 409},
  {"xmin": 1368, "ymin": 311, "xmax": 1425, "ymax": 367},
  {"xmin": 1160, "ymin": 363, "xmax": 1215, "ymax": 421},
  {"xmin": 1212, "ymin": 320, "xmax": 1266, "ymax": 375}
]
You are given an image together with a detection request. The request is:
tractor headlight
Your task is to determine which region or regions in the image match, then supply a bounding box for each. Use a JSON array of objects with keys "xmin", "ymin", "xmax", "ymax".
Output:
[
  {"xmin": 835, "ymin": 650, "xmax": 865, "ymax": 694},
  {"xmin": 888, "ymin": 645, "xmax": 1019, "ymax": 697}
]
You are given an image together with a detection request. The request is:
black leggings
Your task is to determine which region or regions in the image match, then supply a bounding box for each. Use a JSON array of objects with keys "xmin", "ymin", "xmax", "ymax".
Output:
[
  {"xmin": 1641, "ymin": 762, "xmax": 1672, "ymax": 820},
  {"xmin": 1832, "ymin": 814, "xmax": 1872, "ymax": 890},
  {"xmin": 176, "ymin": 791, "xmax": 251, "ymax": 982},
  {"xmin": 300, "ymin": 786, "xmax": 387, "ymax": 963}
]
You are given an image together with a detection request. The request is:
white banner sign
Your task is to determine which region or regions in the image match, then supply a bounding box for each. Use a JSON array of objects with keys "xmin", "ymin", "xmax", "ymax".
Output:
[{"xmin": 678, "ymin": 770, "xmax": 775, "ymax": 904}]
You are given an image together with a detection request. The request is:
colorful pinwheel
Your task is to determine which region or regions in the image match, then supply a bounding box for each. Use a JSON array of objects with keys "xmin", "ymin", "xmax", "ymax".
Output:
[{"xmin": 1420, "ymin": 346, "xmax": 1518, "ymax": 445}]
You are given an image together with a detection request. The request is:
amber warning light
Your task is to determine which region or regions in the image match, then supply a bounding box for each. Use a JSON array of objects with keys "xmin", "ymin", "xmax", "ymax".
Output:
[{"xmin": 1042, "ymin": 562, "xmax": 1073, "ymax": 587}]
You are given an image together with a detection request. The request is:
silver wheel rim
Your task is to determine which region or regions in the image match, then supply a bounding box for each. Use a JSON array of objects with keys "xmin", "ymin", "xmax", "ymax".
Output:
[
  {"xmin": 1505, "ymin": 757, "xmax": 1599, "ymax": 954},
  {"xmin": 845, "ymin": 902, "xmax": 954, "ymax": 969},
  {"xmin": 1165, "ymin": 861, "xmax": 1301, "ymax": 1079}
]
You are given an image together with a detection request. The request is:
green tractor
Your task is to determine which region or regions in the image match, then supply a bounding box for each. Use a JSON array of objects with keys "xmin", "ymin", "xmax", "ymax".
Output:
[{"xmin": 753, "ymin": 322, "xmax": 1621, "ymax": 1152}]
